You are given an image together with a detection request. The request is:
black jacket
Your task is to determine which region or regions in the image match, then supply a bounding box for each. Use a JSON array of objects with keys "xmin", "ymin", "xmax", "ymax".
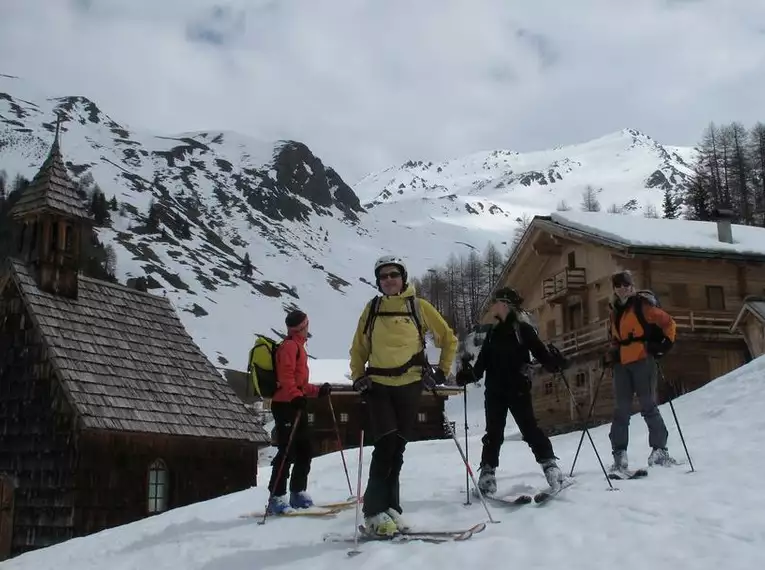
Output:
[{"xmin": 473, "ymin": 314, "xmax": 560, "ymax": 395}]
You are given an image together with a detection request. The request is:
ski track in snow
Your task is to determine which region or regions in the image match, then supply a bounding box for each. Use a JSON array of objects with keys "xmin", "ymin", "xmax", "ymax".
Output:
[{"xmin": 4, "ymin": 356, "xmax": 765, "ymax": 570}]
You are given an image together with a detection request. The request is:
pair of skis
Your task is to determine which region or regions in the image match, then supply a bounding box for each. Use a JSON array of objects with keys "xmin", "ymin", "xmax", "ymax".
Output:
[
  {"xmin": 240, "ymin": 499, "xmax": 357, "ymax": 519},
  {"xmin": 323, "ymin": 522, "xmax": 487, "ymax": 545},
  {"xmin": 477, "ymin": 476, "xmax": 576, "ymax": 508}
]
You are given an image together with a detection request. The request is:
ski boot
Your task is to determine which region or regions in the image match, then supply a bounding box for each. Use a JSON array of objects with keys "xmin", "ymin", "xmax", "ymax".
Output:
[
  {"xmin": 609, "ymin": 449, "xmax": 628, "ymax": 473},
  {"xmin": 364, "ymin": 511, "xmax": 398, "ymax": 536},
  {"xmin": 386, "ymin": 508, "xmax": 412, "ymax": 532},
  {"xmin": 478, "ymin": 465, "xmax": 497, "ymax": 495},
  {"xmin": 289, "ymin": 491, "xmax": 314, "ymax": 509},
  {"xmin": 540, "ymin": 458, "xmax": 565, "ymax": 491},
  {"xmin": 648, "ymin": 447, "xmax": 677, "ymax": 466},
  {"xmin": 267, "ymin": 494, "xmax": 294, "ymax": 515}
]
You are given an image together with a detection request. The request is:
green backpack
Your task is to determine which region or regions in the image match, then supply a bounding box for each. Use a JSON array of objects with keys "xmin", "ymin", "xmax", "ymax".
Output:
[{"xmin": 247, "ymin": 335, "xmax": 282, "ymax": 398}]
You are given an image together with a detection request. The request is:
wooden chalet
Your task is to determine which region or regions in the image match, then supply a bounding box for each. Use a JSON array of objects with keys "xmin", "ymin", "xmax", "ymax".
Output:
[
  {"xmin": 479, "ymin": 210, "xmax": 765, "ymax": 435},
  {"xmin": 731, "ymin": 296, "xmax": 765, "ymax": 359},
  {"xmin": 0, "ymin": 125, "xmax": 269, "ymax": 559},
  {"xmin": 225, "ymin": 368, "xmax": 461, "ymax": 455}
]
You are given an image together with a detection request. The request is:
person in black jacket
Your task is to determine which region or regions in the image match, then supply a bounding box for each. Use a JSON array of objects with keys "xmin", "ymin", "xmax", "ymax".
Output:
[{"xmin": 457, "ymin": 287, "xmax": 569, "ymax": 495}]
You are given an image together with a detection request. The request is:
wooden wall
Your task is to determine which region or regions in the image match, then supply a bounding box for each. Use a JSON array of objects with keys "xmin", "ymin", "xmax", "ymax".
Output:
[
  {"xmin": 0, "ymin": 281, "xmax": 79, "ymax": 559},
  {"xmin": 742, "ymin": 316, "xmax": 765, "ymax": 358},
  {"xmin": 73, "ymin": 431, "xmax": 258, "ymax": 537},
  {"xmin": 303, "ymin": 391, "xmax": 450, "ymax": 455},
  {"xmin": 530, "ymin": 338, "xmax": 749, "ymax": 435}
]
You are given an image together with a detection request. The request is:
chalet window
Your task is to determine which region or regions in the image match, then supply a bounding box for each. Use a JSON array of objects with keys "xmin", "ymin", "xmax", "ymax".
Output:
[
  {"xmin": 30, "ymin": 221, "xmax": 38, "ymax": 252},
  {"xmin": 567, "ymin": 251, "xmax": 576, "ymax": 269},
  {"xmin": 705, "ymin": 286, "xmax": 725, "ymax": 310},
  {"xmin": 575, "ymin": 372, "xmax": 586, "ymax": 388},
  {"xmin": 669, "ymin": 284, "xmax": 689, "ymax": 307},
  {"xmin": 545, "ymin": 320, "xmax": 556, "ymax": 340},
  {"xmin": 417, "ymin": 412, "xmax": 427, "ymax": 423},
  {"xmin": 339, "ymin": 413, "xmax": 349, "ymax": 424},
  {"xmin": 597, "ymin": 298, "xmax": 610, "ymax": 321},
  {"xmin": 544, "ymin": 381, "xmax": 553, "ymax": 395},
  {"xmin": 307, "ymin": 413, "xmax": 315, "ymax": 424},
  {"xmin": 147, "ymin": 459, "xmax": 168, "ymax": 514}
]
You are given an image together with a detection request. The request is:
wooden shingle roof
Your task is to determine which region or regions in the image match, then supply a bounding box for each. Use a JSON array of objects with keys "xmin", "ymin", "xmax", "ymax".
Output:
[
  {"xmin": 6, "ymin": 259, "xmax": 268, "ymax": 444},
  {"xmin": 8, "ymin": 134, "xmax": 92, "ymax": 221}
]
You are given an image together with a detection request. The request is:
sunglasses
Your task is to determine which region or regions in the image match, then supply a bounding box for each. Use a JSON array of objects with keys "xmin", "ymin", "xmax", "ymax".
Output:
[{"xmin": 379, "ymin": 271, "xmax": 401, "ymax": 280}]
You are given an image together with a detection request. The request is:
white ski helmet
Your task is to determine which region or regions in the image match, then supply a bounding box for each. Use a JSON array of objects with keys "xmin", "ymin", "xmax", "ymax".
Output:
[{"xmin": 374, "ymin": 255, "xmax": 408, "ymax": 288}]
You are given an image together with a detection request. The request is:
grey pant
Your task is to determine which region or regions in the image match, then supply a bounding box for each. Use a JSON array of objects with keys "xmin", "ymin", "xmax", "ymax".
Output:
[{"xmin": 609, "ymin": 357, "xmax": 668, "ymax": 451}]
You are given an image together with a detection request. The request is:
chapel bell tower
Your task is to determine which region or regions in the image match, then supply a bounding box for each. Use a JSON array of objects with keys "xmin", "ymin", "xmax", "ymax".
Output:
[{"xmin": 9, "ymin": 114, "xmax": 93, "ymax": 299}]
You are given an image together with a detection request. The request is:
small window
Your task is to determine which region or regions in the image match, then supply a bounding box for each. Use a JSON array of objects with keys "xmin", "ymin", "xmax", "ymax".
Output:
[
  {"xmin": 575, "ymin": 372, "xmax": 586, "ymax": 387},
  {"xmin": 669, "ymin": 284, "xmax": 689, "ymax": 307},
  {"xmin": 597, "ymin": 298, "xmax": 610, "ymax": 321},
  {"xmin": 339, "ymin": 413, "xmax": 349, "ymax": 424},
  {"xmin": 567, "ymin": 251, "xmax": 576, "ymax": 269},
  {"xmin": 147, "ymin": 459, "xmax": 168, "ymax": 514},
  {"xmin": 706, "ymin": 286, "xmax": 725, "ymax": 310},
  {"xmin": 18, "ymin": 223, "xmax": 26, "ymax": 253},
  {"xmin": 51, "ymin": 221, "xmax": 59, "ymax": 251},
  {"xmin": 417, "ymin": 412, "xmax": 427, "ymax": 423},
  {"xmin": 544, "ymin": 382, "xmax": 553, "ymax": 395},
  {"xmin": 307, "ymin": 413, "xmax": 315, "ymax": 424}
]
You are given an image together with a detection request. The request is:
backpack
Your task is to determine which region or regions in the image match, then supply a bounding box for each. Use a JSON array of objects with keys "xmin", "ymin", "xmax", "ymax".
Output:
[
  {"xmin": 247, "ymin": 335, "xmax": 298, "ymax": 399},
  {"xmin": 362, "ymin": 295, "xmax": 426, "ymax": 354}
]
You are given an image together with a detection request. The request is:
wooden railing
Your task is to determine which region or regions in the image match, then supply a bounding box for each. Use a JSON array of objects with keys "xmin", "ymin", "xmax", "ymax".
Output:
[
  {"xmin": 542, "ymin": 267, "xmax": 587, "ymax": 300},
  {"xmin": 545, "ymin": 310, "xmax": 741, "ymax": 356}
]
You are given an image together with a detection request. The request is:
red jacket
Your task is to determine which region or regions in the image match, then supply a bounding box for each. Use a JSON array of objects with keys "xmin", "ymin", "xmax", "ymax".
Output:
[{"xmin": 272, "ymin": 335, "xmax": 319, "ymax": 403}]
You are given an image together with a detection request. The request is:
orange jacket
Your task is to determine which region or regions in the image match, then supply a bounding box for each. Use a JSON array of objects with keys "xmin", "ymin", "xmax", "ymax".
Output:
[
  {"xmin": 609, "ymin": 297, "xmax": 676, "ymax": 365},
  {"xmin": 271, "ymin": 335, "xmax": 320, "ymax": 403}
]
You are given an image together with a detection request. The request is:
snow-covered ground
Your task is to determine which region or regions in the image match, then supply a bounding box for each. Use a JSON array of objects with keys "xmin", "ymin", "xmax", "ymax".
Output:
[{"xmin": 6, "ymin": 354, "xmax": 764, "ymax": 570}]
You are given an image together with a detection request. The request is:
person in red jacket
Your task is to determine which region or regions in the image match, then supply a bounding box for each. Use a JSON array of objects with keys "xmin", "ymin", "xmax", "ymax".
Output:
[{"xmin": 267, "ymin": 310, "xmax": 331, "ymax": 514}]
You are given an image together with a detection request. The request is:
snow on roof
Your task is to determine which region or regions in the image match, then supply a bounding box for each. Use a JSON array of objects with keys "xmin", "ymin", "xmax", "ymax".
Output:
[{"xmin": 548, "ymin": 211, "xmax": 765, "ymax": 257}]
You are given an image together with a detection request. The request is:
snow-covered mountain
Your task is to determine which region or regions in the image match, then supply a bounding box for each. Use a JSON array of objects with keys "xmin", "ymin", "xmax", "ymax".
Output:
[
  {"xmin": 1, "ymin": 74, "xmax": 697, "ymax": 369},
  {"xmin": 4, "ymin": 351, "xmax": 764, "ymax": 570}
]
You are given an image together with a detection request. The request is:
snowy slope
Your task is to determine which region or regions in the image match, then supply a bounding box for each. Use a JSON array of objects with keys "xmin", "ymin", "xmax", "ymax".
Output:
[
  {"xmin": 1, "ymin": 74, "xmax": 696, "ymax": 371},
  {"xmin": 4, "ymin": 354, "xmax": 764, "ymax": 569}
]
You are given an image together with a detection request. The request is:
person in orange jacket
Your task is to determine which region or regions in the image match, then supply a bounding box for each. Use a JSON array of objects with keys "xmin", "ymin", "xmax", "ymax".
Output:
[
  {"xmin": 605, "ymin": 270, "xmax": 678, "ymax": 472},
  {"xmin": 267, "ymin": 310, "xmax": 331, "ymax": 514}
]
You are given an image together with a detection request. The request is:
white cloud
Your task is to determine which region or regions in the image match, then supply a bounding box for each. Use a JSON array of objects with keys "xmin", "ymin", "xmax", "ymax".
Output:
[{"xmin": 2, "ymin": 0, "xmax": 765, "ymax": 182}]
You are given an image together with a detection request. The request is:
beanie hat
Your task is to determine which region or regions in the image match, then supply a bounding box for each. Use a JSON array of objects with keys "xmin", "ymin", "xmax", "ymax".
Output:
[
  {"xmin": 285, "ymin": 310, "xmax": 308, "ymax": 329},
  {"xmin": 493, "ymin": 287, "xmax": 523, "ymax": 307}
]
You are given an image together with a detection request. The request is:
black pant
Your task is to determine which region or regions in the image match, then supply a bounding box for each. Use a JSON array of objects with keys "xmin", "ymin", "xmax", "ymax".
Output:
[
  {"xmin": 362, "ymin": 381, "xmax": 422, "ymax": 517},
  {"xmin": 480, "ymin": 388, "xmax": 554, "ymax": 467},
  {"xmin": 268, "ymin": 401, "xmax": 313, "ymax": 496}
]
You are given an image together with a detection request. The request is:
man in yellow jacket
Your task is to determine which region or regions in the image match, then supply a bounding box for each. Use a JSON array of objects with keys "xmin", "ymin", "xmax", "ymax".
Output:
[
  {"xmin": 606, "ymin": 269, "xmax": 678, "ymax": 474},
  {"xmin": 349, "ymin": 255, "xmax": 457, "ymax": 537}
]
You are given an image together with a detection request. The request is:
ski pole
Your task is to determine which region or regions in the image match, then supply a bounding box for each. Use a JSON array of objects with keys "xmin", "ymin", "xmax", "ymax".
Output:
[
  {"xmin": 463, "ymin": 385, "xmax": 470, "ymax": 505},
  {"xmin": 432, "ymin": 387, "xmax": 498, "ymax": 524},
  {"xmin": 348, "ymin": 401, "xmax": 366, "ymax": 558},
  {"xmin": 569, "ymin": 366, "xmax": 607, "ymax": 476},
  {"xmin": 259, "ymin": 408, "xmax": 303, "ymax": 525},
  {"xmin": 656, "ymin": 363, "xmax": 695, "ymax": 472},
  {"xmin": 327, "ymin": 395, "xmax": 354, "ymax": 498},
  {"xmin": 553, "ymin": 368, "xmax": 614, "ymax": 490}
]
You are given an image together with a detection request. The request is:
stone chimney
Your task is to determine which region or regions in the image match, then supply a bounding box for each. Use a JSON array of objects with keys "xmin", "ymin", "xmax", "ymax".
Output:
[{"xmin": 712, "ymin": 208, "xmax": 735, "ymax": 244}]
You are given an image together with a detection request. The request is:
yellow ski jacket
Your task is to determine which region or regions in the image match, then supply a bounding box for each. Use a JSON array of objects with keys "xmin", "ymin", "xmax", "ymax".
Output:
[{"xmin": 349, "ymin": 285, "xmax": 458, "ymax": 387}]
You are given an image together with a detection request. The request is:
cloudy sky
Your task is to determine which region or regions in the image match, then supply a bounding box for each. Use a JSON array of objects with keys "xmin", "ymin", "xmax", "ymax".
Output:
[{"xmin": 2, "ymin": 0, "xmax": 765, "ymax": 182}]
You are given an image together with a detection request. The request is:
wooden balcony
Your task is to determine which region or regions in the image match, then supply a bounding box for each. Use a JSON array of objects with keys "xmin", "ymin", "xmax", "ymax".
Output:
[
  {"xmin": 545, "ymin": 310, "xmax": 742, "ymax": 358},
  {"xmin": 542, "ymin": 267, "xmax": 587, "ymax": 304}
]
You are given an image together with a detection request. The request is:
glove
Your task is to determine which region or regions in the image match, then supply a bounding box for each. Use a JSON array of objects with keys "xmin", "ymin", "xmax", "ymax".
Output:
[
  {"xmin": 352, "ymin": 375, "xmax": 372, "ymax": 393},
  {"xmin": 291, "ymin": 396, "xmax": 306, "ymax": 411},
  {"xmin": 455, "ymin": 367, "xmax": 477, "ymax": 387},
  {"xmin": 648, "ymin": 337, "xmax": 673, "ymax": 359},
  {"xmin": 318, "ymin": 383, "xmax": 331, "ymax": 398},
  {"xmin": 422, "ymin": 367, "xmax": 446, "ymax": 390}
]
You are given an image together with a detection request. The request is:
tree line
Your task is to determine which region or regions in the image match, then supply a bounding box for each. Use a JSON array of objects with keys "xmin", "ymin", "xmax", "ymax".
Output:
[{"xmin": 684, "ymin": 122, "xmax": 765, "ymax": 224}]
